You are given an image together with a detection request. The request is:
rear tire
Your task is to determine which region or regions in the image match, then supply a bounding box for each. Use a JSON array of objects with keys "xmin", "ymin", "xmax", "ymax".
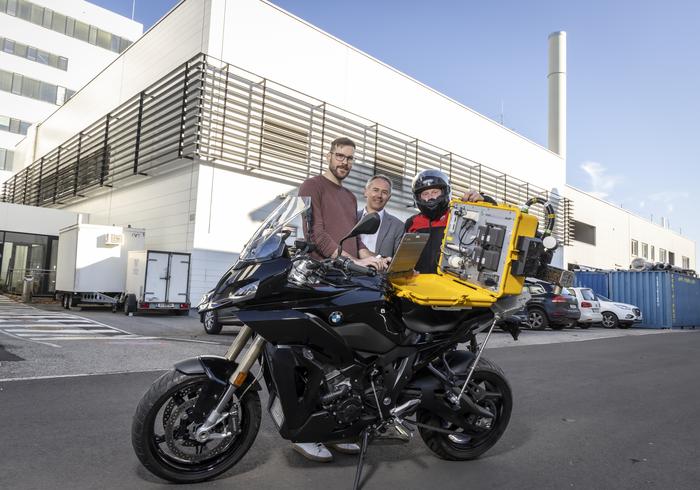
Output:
[
  {"xmin": 131, "ymin": 370, "xmax": 261, "ymax": 483},
  {"xmin": 527, "ymin": 308, "xmax": 548, "ymax": 330},
  {"xmin": 418, "ymin": 357, "xmax": 512, "ymax": 461},
  {"xmin": 123, "ymin": 294, "xmax": 137, "ymax": 315}
]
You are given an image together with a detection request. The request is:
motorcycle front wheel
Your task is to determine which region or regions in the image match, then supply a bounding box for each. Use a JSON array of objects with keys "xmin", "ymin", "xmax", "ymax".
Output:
[
  {"xmin": 418, "ymin": 357, "xmax": 512, "ymax": 461},
  {"xmin": 131, "ymin": 370, "xmax": 261, "ymax": 483}
]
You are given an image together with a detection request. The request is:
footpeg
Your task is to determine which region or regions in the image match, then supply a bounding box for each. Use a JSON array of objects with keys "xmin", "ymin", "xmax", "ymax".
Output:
[{"xmin": 389, "ymin": 399, "xmax": 420, "ymax": 418}]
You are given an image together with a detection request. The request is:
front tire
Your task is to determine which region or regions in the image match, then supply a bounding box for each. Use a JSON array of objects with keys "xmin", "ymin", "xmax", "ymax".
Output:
[
  {"xmin": 602, "ymin": 312, "xmax": 619, "ymax": 329},
  {"xmin": 131, "ymin": 370, "xmax": 261, "ymax": 483},
  {"xmin": 418, "ymin": 357, "xmax": 512, "ymax": 461},
  {"xmin": 203, "ymin": 310, "xmax": 223, "ymax": 335}
]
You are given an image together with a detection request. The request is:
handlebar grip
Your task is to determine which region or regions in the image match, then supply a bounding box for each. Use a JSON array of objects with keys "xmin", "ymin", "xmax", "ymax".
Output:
[{"xmin": 333, "ymin": 257, "xmax": 377, "ymax": 276}]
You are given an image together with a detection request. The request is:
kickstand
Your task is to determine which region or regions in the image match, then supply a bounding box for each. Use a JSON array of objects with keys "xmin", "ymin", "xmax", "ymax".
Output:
[{"xmin": 352, "ymin": 429, "xmax": 370, "ymax": 490}]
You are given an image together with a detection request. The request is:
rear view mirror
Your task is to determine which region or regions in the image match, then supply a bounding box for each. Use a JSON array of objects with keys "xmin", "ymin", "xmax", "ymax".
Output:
[{"xmin": 338, "ymin": 212, "xmax": 380, "ymax": 255}]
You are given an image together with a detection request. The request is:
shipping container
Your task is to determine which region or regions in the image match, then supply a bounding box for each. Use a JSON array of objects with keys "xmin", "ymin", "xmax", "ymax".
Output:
[
  {"xmin": 573, "ymin": 271, "xmax": 609, "ymax": 297},
  {"xmin": 573, "ymin": 270, "xmax": 700, "ymax": 329}
]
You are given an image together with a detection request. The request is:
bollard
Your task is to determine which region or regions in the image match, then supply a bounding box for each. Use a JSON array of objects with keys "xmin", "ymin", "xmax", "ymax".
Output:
[{"xmin": 22, "ymin": 275, "xmax": 34, "ymax": 303}]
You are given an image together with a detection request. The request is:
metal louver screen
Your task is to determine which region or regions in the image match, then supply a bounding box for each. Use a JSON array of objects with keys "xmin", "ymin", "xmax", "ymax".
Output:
[{"xmin": 2, "ymin": 53, "xmax": 573, "ymax": 244}]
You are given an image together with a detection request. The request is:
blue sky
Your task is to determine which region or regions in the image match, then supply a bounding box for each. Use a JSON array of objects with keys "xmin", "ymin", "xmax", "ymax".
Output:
[{"xmin": 94, "ymin": 0, "xmax": 700, "ymax": 257}]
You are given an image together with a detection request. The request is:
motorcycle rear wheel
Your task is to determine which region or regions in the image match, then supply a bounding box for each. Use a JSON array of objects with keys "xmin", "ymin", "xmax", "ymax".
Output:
[
  {"xmin": 418, "ymin": 357, "xmax": 512, "ymax": 461},
  {"xmin": 131, "ymin": 370, "xmax": 261, "ymax": 483}
]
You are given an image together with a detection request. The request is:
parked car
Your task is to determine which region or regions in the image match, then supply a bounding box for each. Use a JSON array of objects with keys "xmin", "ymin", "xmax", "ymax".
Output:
[
  {"xmin": 524, "ymin": 281, "xmax": 580, "ymax": 330},
  {"xmin": 566, "ymin": 287, "xmax": 604, "ymax": 329},
  {"xmin": 197, "ymin": 265, "xmax": 245, "ymax": 334},
  {"xmin": 594, "ymin": 293, "xmax": 643, "ymax": 329}
]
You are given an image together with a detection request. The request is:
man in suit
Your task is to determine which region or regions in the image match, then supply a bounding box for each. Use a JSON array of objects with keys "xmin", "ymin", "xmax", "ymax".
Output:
[{"xmin": 358, "ymin": 174, "xmax": 404, "ymax": 259}]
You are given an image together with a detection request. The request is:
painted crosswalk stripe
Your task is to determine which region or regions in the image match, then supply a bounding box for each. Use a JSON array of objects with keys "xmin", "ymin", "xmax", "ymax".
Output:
[{"xmin": 0, "ymin": 295, "xmax": 147, "ymax": 342}]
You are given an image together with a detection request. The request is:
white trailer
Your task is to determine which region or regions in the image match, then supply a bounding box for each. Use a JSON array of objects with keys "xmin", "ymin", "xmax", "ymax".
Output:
[
  {"xmin": 55, "ymin": 224, "xmax": 146, "ymax": 309},
  {"xmin": 123, "ymin": 250, "xmax": 191, "ymax": 314}
]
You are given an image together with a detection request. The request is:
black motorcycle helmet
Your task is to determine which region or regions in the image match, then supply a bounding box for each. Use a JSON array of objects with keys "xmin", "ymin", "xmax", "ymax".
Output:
[{"xmin": 412, "ymin": 169, "xmax": 451, "ymax": 220}]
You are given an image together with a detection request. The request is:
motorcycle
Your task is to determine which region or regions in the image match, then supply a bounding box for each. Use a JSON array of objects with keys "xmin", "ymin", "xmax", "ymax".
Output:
[{"xmin": 131, "ymin": 195, "xmax": 569, "ymax": 488}]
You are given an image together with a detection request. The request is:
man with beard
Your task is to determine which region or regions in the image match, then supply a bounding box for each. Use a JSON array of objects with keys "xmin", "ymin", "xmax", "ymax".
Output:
[
  {"xmin": 294, "ymin": 137, "xmax": 383, "ymax": 462},
  {"xmin": 299, "ymin": 137, "xmax": 386, "ymax": 269}
]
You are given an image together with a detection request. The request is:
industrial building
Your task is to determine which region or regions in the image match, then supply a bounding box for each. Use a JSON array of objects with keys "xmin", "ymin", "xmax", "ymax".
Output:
[
  {"xmin": 0, "ymin": 0, "xmax": 694, "ymax": 302},
  {"xmin": 0, "ymin": 0, "xmax": 142, "ymax": 178}
]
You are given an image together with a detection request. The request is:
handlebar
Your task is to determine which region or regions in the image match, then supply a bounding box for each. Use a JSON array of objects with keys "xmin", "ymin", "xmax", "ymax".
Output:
[{"xmin": 332, "ymin": 257, "xmax": 377, "ymax": 277}]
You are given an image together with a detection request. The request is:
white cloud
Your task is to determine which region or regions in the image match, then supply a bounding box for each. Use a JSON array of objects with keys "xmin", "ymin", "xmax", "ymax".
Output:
[
  {"xmin": 648, "ymin": 191, "xmax": 689, "ymax": 215},
  {"xmin": 580, "ymin": 161, "xmax": 620, "ymax": 199}
]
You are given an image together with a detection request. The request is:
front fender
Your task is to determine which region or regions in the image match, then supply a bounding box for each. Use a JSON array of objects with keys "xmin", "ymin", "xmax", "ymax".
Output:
[{"xmin": 174, "ymin": 355, "xmax": 261, "ymax": 390}]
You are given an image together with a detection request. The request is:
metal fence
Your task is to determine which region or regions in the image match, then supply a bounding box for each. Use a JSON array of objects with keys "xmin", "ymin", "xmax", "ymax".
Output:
[{"xmin": 2, "ymin": 53, "xmax": 574, "ymax": 244}]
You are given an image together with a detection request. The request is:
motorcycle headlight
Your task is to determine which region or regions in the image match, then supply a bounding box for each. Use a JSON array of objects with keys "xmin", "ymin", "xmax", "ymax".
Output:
[{"xmin": 229, "ymin": 281, "xmax": 259, "ymax": 303}]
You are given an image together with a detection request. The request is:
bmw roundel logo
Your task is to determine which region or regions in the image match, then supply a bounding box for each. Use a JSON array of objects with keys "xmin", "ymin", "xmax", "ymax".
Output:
[{"xmin": 329, "ymin": 311, "xmax": 343, "ymax": 325}]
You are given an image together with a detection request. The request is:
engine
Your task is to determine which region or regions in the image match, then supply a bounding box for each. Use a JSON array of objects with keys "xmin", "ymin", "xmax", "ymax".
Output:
[{"xmin": 320, "ymin": 368, "xmax": 364, "ymax": 426}]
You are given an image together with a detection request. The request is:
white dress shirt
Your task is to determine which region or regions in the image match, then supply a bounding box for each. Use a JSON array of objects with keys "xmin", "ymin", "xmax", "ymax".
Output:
[{"xmin": 359, "ymin": 208, "xmax": 385, "ymax": 254}]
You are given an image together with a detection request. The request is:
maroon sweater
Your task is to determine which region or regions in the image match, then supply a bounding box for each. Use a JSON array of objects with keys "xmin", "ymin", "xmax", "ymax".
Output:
[{"xmin": 298, "ymin": 175, "xmax": 365, "ymax": 259}]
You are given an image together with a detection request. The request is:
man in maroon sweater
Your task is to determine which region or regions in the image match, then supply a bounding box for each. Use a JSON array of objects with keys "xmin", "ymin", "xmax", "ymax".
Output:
[
  {"xmin": 294, "ymin": 137, "xmax": 385, "ymax": 462},
  {"xmin": 299, "ymin": 137, "xmax": 386, "ymax": 269}
]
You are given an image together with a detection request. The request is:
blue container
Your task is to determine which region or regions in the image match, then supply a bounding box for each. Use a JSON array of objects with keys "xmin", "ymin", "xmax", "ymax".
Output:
[
  {"xmin": 574, "ymin": 271, "xmax": 609, "ymax": 298},
  {"xmin": 608, "ymin": 271, "xmax": 700, "ymax": 329}
]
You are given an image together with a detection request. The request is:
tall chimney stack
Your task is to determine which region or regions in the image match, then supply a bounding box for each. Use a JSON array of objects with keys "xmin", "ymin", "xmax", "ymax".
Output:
[{"xmin": 548, "ymin": 31, "xmax": 567, "ymax": 158}]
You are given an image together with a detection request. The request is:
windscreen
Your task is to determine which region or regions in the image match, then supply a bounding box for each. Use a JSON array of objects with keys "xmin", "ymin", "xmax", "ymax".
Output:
[{"xmin": 239, "ymin": 196, "xmax": 310, "ymax": 262}]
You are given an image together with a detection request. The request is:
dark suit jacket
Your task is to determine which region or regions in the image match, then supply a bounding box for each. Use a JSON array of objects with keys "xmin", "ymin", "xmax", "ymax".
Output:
[{"xmin": 357, "ymin": 208, "xmax": 404, "ymax": 257}]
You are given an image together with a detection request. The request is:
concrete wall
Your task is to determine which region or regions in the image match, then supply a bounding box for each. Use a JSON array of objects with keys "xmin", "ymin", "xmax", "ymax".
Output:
[
  {"xmin": 564, "ymin": 185, "xmax": 696, "ymax": 270},
  {"xmin": 0, "ymin": 202, "xmax": 84, "ymax": 236},
  {"xmin": 59, "ymin": 164, "xmax": 199, "ymax": 254}
]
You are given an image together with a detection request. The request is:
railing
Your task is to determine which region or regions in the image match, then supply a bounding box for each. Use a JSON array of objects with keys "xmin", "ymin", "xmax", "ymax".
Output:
[
  {"xmin": 2, "ymin": 269, "xmax": 56, "ymax": 297},
  {"xmin": 1, "ymin": 53, "xmax": 574, "ymax": 244}
]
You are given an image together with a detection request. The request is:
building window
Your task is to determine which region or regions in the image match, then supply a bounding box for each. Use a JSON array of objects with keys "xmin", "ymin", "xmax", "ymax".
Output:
[
  {"xmin": 0, "ymin": 0, "xmax": 133, "ymax": 53},
  {"xmin": 651, "ymin": 245, "xmax": 655, "ymax": 262},
  {"xmin": 659, "ymin": 248, "xmax": 667, "ymax": 263},
  {"xmin": 631, "ymin": 239, "xmax": 639, "ymax": 257},
  {"xmin": 668, "ymin": 251, "xmax": 675, "ymax": 266},
  {"xmin": 0, "ymin": 36, "xmax": 69, "ymax": 70},
  {"xmin": 573, "ymin": 220, "xmax": 596, "ymax": 246},
  {"xmin": 0, "ymin": 69, "xmax": 71, "ymax": 105},
  {"xmin": 0, "ymin": 148, "xmax": 13, "ymax": 171},
  {"xmin": 682, "ymin": 256, "xmax": 690, "ymax": 269},
  {"xmin": 0, "ymin": 115, "xmax": 31, "ymax": 135},
  {"xmin": 641, "ymin": 242, "xmax": 648, "ymax": 259}
]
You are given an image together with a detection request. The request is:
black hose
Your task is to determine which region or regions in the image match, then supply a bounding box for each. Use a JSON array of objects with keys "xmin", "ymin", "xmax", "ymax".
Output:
[{"xmin": 521, "ymin": 197, "xmax": 555, "ymax": 237}]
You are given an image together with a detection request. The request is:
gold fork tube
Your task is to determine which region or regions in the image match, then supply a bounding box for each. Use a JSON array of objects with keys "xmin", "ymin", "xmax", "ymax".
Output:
[
  {"xmin": 228, "ymin": 335, "xmax": 266, "ymax": 386},
  {"xmin": 224, "ymin": 325, "xmax": 253, "ymax": 361}
]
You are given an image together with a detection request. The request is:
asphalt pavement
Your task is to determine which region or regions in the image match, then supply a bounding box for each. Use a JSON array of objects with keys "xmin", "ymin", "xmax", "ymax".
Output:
[{"xmin": 1, "ymin": 295, "xmax": 699, "ymax": 490}]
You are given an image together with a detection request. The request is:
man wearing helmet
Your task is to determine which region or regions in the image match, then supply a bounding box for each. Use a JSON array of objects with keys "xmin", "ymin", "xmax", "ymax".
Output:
[{"xmin": 406, "ymin": 169, "xmax": 496, "ymax": 273}]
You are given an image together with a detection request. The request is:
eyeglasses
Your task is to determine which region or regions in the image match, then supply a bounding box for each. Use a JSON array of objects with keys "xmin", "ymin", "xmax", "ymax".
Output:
[{"xmin": 332, "ymin": 152, "xmax": 354, "ymax": 163}]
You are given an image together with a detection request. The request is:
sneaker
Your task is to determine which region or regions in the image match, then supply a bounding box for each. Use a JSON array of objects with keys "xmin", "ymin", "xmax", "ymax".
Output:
[
  {"xmin": 328, "ymin": 442, "xmax": 361, "ymax": 455},
  {"xmin": 292, "ymin": 442, "xmax": 333, "ymax": 462}
]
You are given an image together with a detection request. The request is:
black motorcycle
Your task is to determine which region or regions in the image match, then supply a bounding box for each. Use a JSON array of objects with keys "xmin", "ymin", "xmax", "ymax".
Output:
[{"xmin": 131, "ymin": 195, "xmax": 560, "ymax": 488}]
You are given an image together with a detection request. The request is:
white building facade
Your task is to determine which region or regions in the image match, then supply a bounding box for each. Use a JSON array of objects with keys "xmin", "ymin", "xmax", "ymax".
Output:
[
  {"xmin": 1, "ymin": 0, "xmax": 694, "ymax": 302},
  {"xmin": 0, "ymin": 0, "xmax": 142, "ymax": 180},
  {"xmin": 563, "ymin": 185, "xmax": 695, "ymax": 271}
]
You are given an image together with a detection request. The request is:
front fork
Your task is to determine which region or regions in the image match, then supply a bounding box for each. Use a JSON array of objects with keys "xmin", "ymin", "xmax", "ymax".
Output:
[{"xmin": 195, "ymin": 325, "xmax": 266, "ymax": 442}]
